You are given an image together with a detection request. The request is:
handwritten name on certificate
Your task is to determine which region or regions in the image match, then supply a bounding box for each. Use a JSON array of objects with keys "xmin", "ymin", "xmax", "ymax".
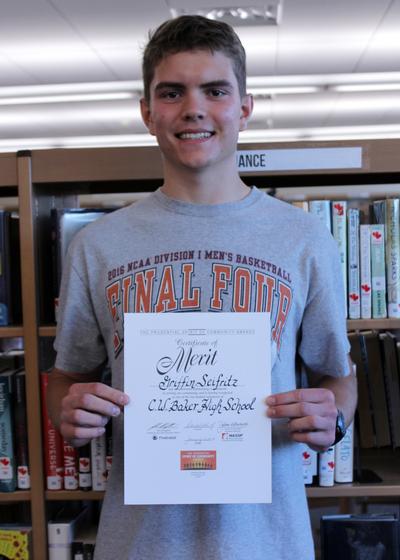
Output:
[{"xmin": 124, "ymin": 312, "xmax": 271, "ymax": 505}]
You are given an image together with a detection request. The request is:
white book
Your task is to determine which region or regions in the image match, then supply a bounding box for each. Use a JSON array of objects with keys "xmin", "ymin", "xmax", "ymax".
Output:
[
  {"xmin": 309, "ymin": 200, "xmax": 332, "ymax": 231},
  {"xmin": 347, "ymin": 208, "xmax": 360, "ymax": 319},
  {"xmin": 318, "ymin": 447, "xmax": 335, "ymax": 487},
  {"xmin": 370, "ymin": 224, "xmax": 387, "ymax": 318},
  {"xmin": 360, "ymin": 225, "xmax": 372, "ymax": 319},
  {"xmin": 91, "ymin": 433, "xmax": 107, "ymax": 491},
  {"xmin": 301, "ymin": 444, "xmax": 315, "ymax": 484},
  {"xmin": 331, "ymin": 201, "xmax": 347, "ymax": 316},
  {"xmin": 48, "ymin": 507, "xmax": 88, "ymax": 560},
  {"xmin": 385, "ymin": 199, "xmax": 400, "ymax": 318},
  {"xmin": 334, "ymin": 421, "xmax": 354, "ymax": 483}
]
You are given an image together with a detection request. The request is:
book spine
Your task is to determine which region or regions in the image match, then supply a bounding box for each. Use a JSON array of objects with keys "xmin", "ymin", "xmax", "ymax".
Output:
[
  {"xmin": 105, "ymin": 419, "xmax": 112, "ymax": 482},
  {"xmin": 360, "ymin": 225, "xmax": 372, "ymax": 319},
  {"xmin": 334, "ymin": 421, "xmax": 354, "ymax": 483},
  {"xmin": 318, "ymin": 447, "xmax": 335, "ymax": 487},
  {"xmin": 309, "ymin": 200, "xmax": 332, "ymax": 231},
  {"xmin": 291, "ymin": 201, "xmax": 309, "ymax": 211},
  {"xmin": 347, "ymin": 208, "xmax": 360, "ymax": 319},
  {"xmin": 0, "ymin": 211, "xmax": 11, "ymax": 325},
  {"xmin": 78, "ymin": 444, "xmax": 92, "ymax": 490},
  {"xmin": 91, "ymin": 433, "xmax": 107, "ymax": 491},
  {"xmin": 318, "ymin": 447, "xmax": 335, "ymax": 486},
  {"xmin": 13, "ymin": 371, "xmax": 31, "ymax": 489},
  {"xmin": 331, "ymin": 201, "xmax": 347, "ymax": 317},
  {"xmin": 0, "ymin": 373, "xmax": 16, "ymax": 492},
  {"xmin": 40, "ymin": 372, "xmax": 63, "ymax": 490},
  {"xmin": 63, "ymin": 440, "xmax": 78, "ymax": 490},
  {"xmin": 385, "ymin": 199, "xmax": 400, "ymax": 318},
  {"xmin": 370, "ymin": 224, "xmax": 387, "ymax": 318}
]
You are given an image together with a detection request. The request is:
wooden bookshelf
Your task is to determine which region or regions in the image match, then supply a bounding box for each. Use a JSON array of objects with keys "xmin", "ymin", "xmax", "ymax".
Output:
[
  {"xmin": 0, "ymin": 326, "xmax": 24, "ymax": 337},
  {"xmin": 0, "ymin": 491, "xmax": 31, "ymax": 503},
  {"xmin": 3, "ymin": 139, "xmax": 400, "ymax": 559}
]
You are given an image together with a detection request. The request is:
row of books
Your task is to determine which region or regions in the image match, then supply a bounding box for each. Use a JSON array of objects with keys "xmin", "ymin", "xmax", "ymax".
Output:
[
  {"xmin": 0, "ymin": 210, "xmax": 22, "ymax": 326},
  {"xmin": 48, "ymin": 504, "xmax": 96, "ymax": 560},
  {"xmin": 349, "ymin": 330, "xmax": 400, "ymax": 449},
  {"xmin": 0, "ymin": 361, "xmax": 30, "ymax": 492},
  {"xmin": 41, "ymin": 371, "xmax": 112, "ymax": 491},
  {"xmin": 292, "ymin": 198, "xmax": 400, "ymax": 320},
  {"xmin": 301, "ymin": 422, "xmax": 354, "ymax": 487}
]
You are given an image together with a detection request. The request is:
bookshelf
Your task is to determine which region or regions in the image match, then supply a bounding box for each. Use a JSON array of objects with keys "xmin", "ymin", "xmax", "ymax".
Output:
[{"xmin": 2, "ymin": 139, "xmax": 400, "ymax": 559}]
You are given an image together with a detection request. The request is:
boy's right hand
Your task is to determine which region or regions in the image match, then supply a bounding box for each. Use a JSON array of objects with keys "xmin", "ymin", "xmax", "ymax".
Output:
[{"xmin": 60, "ymin": 381, "xmax": 130, "ymax": 447}]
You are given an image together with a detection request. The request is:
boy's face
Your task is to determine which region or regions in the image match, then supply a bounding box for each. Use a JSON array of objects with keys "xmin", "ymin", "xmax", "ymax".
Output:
[{"xmin": 140, "ymin": 49, "xmax": 253, "ymax": 174}]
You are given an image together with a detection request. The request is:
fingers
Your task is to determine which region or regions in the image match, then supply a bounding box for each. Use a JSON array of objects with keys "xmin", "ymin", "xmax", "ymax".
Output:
[
  {"xmin": 60, "ymin": 382, "xmax": 130, "ymax": 446},
  {"xmin": 265, "ymin": 388, "xmax": 336, "ymax": 420},
  {"xmin": 265, "ymin": 388, "xmax": 337, "ymax": 451}
]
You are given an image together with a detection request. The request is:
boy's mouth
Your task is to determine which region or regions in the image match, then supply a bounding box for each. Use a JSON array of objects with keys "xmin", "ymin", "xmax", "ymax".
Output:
[{"xmin": 175, "ymin": 131, "xmax": 215, "ymax": 140}]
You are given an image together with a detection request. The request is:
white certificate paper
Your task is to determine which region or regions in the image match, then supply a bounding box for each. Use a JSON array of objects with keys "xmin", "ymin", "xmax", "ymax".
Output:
[{"xmin": 124, "ymin": 312, "xmax": 271, "ymax": 505}]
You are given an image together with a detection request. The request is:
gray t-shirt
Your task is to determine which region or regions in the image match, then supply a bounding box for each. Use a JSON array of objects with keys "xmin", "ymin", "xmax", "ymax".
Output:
[{"xmin": 55, "ymin": 187, "xmax": 350, "ymax": 560}]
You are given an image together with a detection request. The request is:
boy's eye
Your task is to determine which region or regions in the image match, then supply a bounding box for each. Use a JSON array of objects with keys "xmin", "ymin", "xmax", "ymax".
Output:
[
  {"xmin": 159, "ymin": 90, "xmax": 181, "ymax": 100},
  {"xmin": 208, "ymin": 89, "xmax": 226, "ymax": 97}
]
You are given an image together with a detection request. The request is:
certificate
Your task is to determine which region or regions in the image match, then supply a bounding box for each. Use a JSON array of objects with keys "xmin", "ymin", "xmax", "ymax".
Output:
[{"xmin": 124, "ymin": 312, "xmax": 271, "ymax": 505}]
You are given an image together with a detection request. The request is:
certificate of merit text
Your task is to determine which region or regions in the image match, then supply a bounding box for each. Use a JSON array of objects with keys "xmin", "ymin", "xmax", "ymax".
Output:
[{"xmin": 124, "ymin": 312, "xmax": 271, "ymax": 505}]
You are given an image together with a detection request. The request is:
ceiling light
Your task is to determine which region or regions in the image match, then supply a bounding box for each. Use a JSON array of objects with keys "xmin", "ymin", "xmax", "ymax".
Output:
[
  {"xmin": 332, "ymin": 83, "xmax": 400, "ymax": 93},
  {"xmin": 169, "ymin": 2, "xmax": 283, "ymax": 26},
  {"xmin": 0, "ymin": 92, "xmax": 134, "ymax": 106}
]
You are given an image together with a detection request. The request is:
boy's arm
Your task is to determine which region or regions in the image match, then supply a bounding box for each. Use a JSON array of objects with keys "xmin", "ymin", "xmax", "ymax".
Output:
[
  {"xmin": 266, "ymin": 355, "xmax": 357, "ymax": 452},
  {"xmin": 47, "ymin": 368, "xmax": 129, "ymax": 448}
]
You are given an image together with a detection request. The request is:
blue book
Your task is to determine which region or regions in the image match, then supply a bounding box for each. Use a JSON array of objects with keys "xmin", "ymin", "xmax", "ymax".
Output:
[{"xmin": 0, "ymin": 369, "xmax": 17, "ymax": 492}]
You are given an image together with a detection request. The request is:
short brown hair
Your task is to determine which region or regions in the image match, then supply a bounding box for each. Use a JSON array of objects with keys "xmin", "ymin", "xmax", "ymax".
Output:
[{"xmin": 142, "ymin": 15, "xmax": 247, "ymax": 101}]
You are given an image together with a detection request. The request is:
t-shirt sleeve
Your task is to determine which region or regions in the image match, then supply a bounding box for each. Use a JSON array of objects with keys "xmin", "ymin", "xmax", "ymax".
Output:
[
  {"xmin": 54, "ymin": 242, "xmax": 107, "ymax": 373},
  {"xmin": 297, "ymin": 226, "xmax": 351, "ymax": 378}
]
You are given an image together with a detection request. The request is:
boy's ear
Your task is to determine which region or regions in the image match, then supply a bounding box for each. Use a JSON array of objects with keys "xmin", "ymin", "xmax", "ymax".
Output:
[
  {"xmin": 140, "ymin": 97, "xmax": 156, "ymax": 135},
  {"xmin": 239, "ymin": 93, "xmax": 254, "ymax": 132}
]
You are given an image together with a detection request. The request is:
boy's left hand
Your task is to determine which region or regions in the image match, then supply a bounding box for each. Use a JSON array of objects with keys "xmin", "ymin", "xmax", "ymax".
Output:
[{"xmin": 265, "ymin": 388, "xmax": 337, "ymax": 451}]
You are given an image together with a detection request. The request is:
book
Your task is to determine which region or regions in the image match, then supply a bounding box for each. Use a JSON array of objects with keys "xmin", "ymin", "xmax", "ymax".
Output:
[
  {"xmin": 359, "ymin": 224, "xmax": 372, "ymax": 319},
  {"xmin": 318, "ymin": 447, "xmax": 335, "ymax": 487},
  {"xmin": 63, "ymin": 440, "xmax": 78, "ymax": 491},
  {"xmin": 309, "ymin": 200, "xmax": 332, "ymax": 231},
  {"xmin": 380, "ymin": 332, "xmax": 400, "ymax": 448},
  {"xmin": 331, "ymin": 201, "xmax": 347, "ymax": 316},
  {"xmin": 78, "ymin": 444, "xmax": 92, "ymax": 491},
  {"xmin": 334, "ymin": 421, "xmax": 354, "ymax": 483},
  {"xmin": 40, "ymin": 372, "xmax": 63, "ymax": 490},
  {"xmin": 8, "ymin": 212, "xmax": 22, "ymax": 325},
  {"xmin": 0, "ymin": 525, "xmax": 32, "ymax": 559},
  {"xmin": 51, "ymin": 208, "xmax": 112, "ymax": 320},
  {"xmin": 321, "ymin": 513, "xmax": 400, "ymax": 560},
  {"xmin": 13, "ymin": 370, "xmax": 30, "ymax": 489},
  {"xmin": 348, "ymin": 332, "xmax": 375, "ymax": 448},
  {"xmin": 90, "ymin": 433, "xmax": 107, "ymax": 491},
  {"xmin": 0, "ymin": 369, "xmax": 16, "ymax": 492},
  {"xmin": 0, "ymin": 211, "xmax": 12, "ymax": 326},
  {"xmin": 347, "ymin": 208, "xmax": 360, "ymax": 319},
  {"xmin": 360, "ymin": 331, "xmax": 391, "ymax": 447},
  {"xmin": 370, "ymin": 224, "xmax": 387, "ymax": 318},
  {"xmin": 384, "ymin": 199, "xmax": 400, "ymax": 318},
  {"xmin": 48, "ymin": 505, "xmax": 89, "ymax": 560}
]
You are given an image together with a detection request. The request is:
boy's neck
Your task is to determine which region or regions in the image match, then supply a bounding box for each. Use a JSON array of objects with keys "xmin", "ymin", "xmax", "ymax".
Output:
[{"xmin": 161, "ymin": 162, "xmax": 250, "ymax": 205}]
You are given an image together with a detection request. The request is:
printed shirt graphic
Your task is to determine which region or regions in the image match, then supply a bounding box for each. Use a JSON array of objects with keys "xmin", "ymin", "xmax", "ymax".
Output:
[{"xmin": 105, "ymin": 249, "xmax": 292, "ymax": 366}]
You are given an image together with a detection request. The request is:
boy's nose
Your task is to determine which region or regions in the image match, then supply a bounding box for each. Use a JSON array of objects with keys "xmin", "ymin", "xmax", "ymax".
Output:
[{"xmin": 181, "ymin": 93, "xmax": 206, "ymax": 121}]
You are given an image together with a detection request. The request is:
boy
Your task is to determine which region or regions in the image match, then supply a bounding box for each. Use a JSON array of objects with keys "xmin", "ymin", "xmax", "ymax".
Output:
[{"xmin": 48, "ymin": 15, "xmax": 357, "ymax": 560}]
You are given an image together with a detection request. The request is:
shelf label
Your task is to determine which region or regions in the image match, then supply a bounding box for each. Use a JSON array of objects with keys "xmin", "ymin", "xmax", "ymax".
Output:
[{"xmin": 236, "ymin": 147, "xmax": 362, "ymax": 172}]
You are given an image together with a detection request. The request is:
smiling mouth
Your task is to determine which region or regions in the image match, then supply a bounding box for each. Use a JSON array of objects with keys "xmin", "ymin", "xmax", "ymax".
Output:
[{"xmin": 176, "ymin": 131, "xmax": 214, "ymax": 140}]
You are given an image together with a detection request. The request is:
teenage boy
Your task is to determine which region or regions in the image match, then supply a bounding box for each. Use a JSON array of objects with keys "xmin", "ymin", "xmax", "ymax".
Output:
[{"xmin": 48, "ymin": 15, "xmax": 357, "ymax": 560}]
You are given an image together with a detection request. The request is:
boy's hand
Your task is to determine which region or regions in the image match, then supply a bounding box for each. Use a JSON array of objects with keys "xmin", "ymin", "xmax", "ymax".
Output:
[
  {"xmin": 265, "ymin": 388, "xmax": 337, "ymax": 451},
  {"xmin": 60, "ymin": 381, "xmax": 130, "ymax": 447}
]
